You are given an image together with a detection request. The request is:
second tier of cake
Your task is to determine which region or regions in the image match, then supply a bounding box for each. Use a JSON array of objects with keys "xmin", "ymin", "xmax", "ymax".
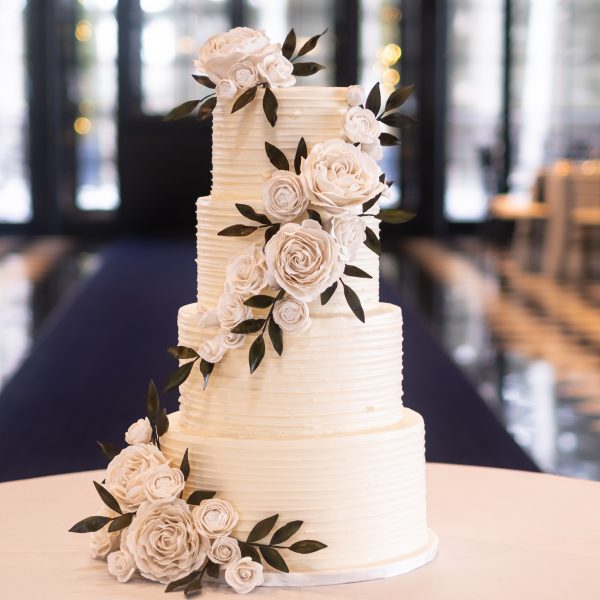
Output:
[{"xmin": 176, "ymin": 301, "xmax": 404, "ymax": 436}]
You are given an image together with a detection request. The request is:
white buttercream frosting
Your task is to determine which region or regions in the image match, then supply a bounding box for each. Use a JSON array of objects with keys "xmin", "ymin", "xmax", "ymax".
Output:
[
  {"xmin": 161, "ymin": 408, "xmax": 429, "ymax": 573},
  {"xmin": 165, "ymin": 83, "xmax": 434, "ymax": 581},
  {"xmin": 176, "ymin": 302, "xmax": 404, "ymax": 436}
]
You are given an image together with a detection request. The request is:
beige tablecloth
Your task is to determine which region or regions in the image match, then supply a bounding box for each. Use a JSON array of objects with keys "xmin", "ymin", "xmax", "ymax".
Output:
[{"xmin": 1, "ymin": 463, "xmax": 599, "ymax": 599}]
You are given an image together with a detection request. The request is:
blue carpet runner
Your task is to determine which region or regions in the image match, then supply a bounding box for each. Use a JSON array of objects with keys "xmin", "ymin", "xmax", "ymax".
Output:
[{"xmin": 0, "ymin": 239, "xmax": 538, "ymax": 481}]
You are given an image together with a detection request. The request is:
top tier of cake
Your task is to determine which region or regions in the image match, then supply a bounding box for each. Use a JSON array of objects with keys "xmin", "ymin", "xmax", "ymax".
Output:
[{"xmin": 196, "ymin": 87, "xmax": 381, "ymax": 311}]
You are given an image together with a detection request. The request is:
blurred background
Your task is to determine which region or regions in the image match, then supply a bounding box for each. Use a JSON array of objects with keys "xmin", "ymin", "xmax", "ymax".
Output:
[{"xmin": 1, "ymin": 0, "xmax": 600, "ymax": 482}]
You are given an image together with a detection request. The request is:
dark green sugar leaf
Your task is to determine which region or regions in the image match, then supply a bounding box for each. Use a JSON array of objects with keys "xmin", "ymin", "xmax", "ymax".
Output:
[
  {"xmin": 378, "ymin": 112, "xmax": 417, "ymax": 128},
  {"xmin": 384, "ymin": 83, "xmax": 415, "ymax": 113},
  {"xmin": 192, "ymin": 74, "xmax": 216, "ymax": 89},
  {"xmin": 244, "ymin": 295, "xmax": 277, "ymax": 308},
  {"xmin": 146, "ymin": 379, "xmax": 160, "ymax": 421},
  {"xmin": 163, "ymin": 361, "xmax": 194, "ymax": 393},
  {"xmin": 69, "ymin": 515, "xmax": 111, "ymax": 533},
  {"xmin": 186, "ymin": 490, "xmax": 216, "ymax": 505},
  {"xmin": 296, "ymin": 28, "xmax": 328, "ymax": 58},
  {"xmin": 294, "ymin": 136, "xmax": 307, "ymax": 175},
  {"xmin": 157, "ymin": 408, "xmax": 170, "ymax": 436},
  {"xmin": 375, "ymin": 209, "xmax": 416, "ymax": 224},
  {"xmin": 343, "ymin": 265, "xmax": 373, "ymax": 279},
  {"xmin": 231, "ymin": 318, "xmax": 265, "ymax": 334},
  {"xmin": 167, "ymin": 346, "xmax": 198, "ymax": 360},
  {"xmin": 163, "ymin": 99, "xmax": 201, "ymax": 121},
  {"xmin": 231, "ymin": 85, "xmax": 258, "ymax": 113},
  {"xmin": 341, "ymin": 281, "xmax": 365, "ymax": 323},
  {"xmin": 247, "ymin": 514, "xmax": 279, "ymax": 543},
  {"xmin": 96, "ymin": 441, "xmax": 121, "ymax": 462},
  {"xmin": 249, "ymin": 335, "xmax": 266, "ymax": 374},
  {"xmin": 282, "ymin": 28, "xmax": 296, "ymax": 60},
  {"xmin": 289, "ymin": 540, "xmax": 328, "ymax": 554},
  {"xmin": 197, "ymin": 96, "xmax": 217, "ymax": 121},
  {"xmin": 260, "ymin": 546, "xmax": 289, "ymax": 573},
  {"xmin": 108, "ymin": 512, "xmax": 134, "ymax": 532},
  {"xmin": 268, "ymin": 317, "xmax": 283, "ymax": 356},
  {"xmin": 199, "ymin": 359, "xmax": 214, "ymax": 390},
  {"xmin": 292, "ymin": 62, "xmax": 325, "ymax": 77},
  {"xmin": 320, "ymin": 281, "xmax": 338, "ymax": 305},
  {"xmin": 270, "ymin": 520, "xmax": 303, "ymax": 545},
  {"xmin": 263, "ymin": 86, "xmax": 278, "ymax": 127},
  {"xmin": 264, "ymin": 141, "xmax": 289, "ymax": 171},
  {"xmin": 364, "ymin": 227, "xmax": 381, "ymax": 255},
  {"xmin": 217, "ymin": 224, "xmax": 258, "ymax": 237},
  {"xmin": 379, "ymin": 132, "xmax": 400, "ymax": 146},
  {"xmin": 180, "ymin": 448, "xmax": 190, "ymax": 481},
  {"xmin": 365, "ymin": 83, "xmax": 381, "ymax": 116},
  {"xmin": 235, "ymin": 203, "xmax": 271, "ymax": 225},
  {"xmin": 93, "ymin": 481, "xmax": 122, "ymax": 515},
  {"xmin": 238, "ymin": 541, "xmax": 261, "ymax": 563}
]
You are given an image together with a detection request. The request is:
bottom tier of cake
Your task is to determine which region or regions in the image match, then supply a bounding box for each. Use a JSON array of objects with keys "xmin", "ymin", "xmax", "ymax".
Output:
[{"xmin": 161, "ymin": 408, "xmax": 436, "ymax": 579}]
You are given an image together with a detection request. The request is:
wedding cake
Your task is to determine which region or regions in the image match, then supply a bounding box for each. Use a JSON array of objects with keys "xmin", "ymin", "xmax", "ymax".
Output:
[
  {"xmin": 160, "ymin": 27, "xmax": 438, "ymax": 584},
  {"xmin": 70, "ymin": 27, "xmax": 437, "ymax": 595}
]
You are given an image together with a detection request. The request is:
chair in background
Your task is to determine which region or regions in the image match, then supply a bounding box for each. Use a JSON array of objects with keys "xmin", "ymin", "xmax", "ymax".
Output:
[
  {"xmin": 488, "ymin": 173, "xmax": 548, "ymax": 269},
  {"xmin": 543, "ymin": 161, "xmax": 600, "ymax": 279}
]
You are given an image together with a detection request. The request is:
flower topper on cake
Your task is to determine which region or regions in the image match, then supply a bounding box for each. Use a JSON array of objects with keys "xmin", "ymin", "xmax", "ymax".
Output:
[
  {"xmin": 164, "ymin": 81, "xmax": 417, "ymax": 389},
  {"xmin": 164, "ymin": 27, "xmax": 327, "ymax": 126},
  {"xmin": 70, "ymin": 381, "xmax": 327, "ymax": 596}
]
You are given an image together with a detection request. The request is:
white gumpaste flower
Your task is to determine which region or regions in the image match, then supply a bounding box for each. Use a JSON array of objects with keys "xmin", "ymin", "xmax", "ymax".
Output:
[{"xmin": 272, "ymin": 298, "xmax": 311, "ymax": 335}]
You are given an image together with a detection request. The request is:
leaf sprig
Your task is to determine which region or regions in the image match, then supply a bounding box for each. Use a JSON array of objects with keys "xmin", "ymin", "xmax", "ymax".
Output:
[
  {"xmin": 163, "ymin": 76, "xmax": 218, "ymax": 122},
  {"xmin": 69, "ymin": 482, "xmax": 134, "ymax": 534},
  {"xmin": 237, "ymin": 514, "xmax": 327, "ymax": 574},
  {"xmin": 145, "ymin": 380, "xmax": 169, "ymax": 449},
  {"xmin": 166, "ymin": 345, "xmax": 217, "ymax": 391},
  {"xmin": 226, "ymin": 28, "xmax": 328, "ymax": 127},
  {"xmin": 217, "ymin": 201, "xmax": 281, "ymax": 246},
  {"xmin": 320, "ymin": 277, "xmax": 366, "ymax": 323},
  {"xmin": 231, "ymin": 289, "xmax": 286, "ymax": 373},
  {"xmin": 363, "ymin": 82, "xmax": 417, "ymax": 146},
  {"xmin": 281, "ymin": 28, "xmax": 328, "ymax": 77}
]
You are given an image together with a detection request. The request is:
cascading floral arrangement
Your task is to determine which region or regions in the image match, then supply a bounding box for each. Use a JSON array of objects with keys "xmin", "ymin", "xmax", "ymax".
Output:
[
  {"xmin": 70, "ymin": 382, "xmax": 326, "ymax": 597},
  {"xmin": 165, "ymin": 27, "xmax": 327, "ymax": 126},
  {"xmin": 70, "ymin": 27, "xmax": 417, "ymax": 597},
  {"xmin": 163, "ymin": 27, "xmax": 417, "ymax": 389}
]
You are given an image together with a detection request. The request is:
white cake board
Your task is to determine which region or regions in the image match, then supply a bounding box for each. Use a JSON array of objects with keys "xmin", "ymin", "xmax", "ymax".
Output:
[{"xmin": 260, "ymin": 529, "xmax": 439, "ymax": 587}]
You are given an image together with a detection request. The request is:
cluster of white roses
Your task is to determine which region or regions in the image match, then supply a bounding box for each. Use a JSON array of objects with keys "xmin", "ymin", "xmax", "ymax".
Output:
[
  {"xmin": 195, "ymin": 27, "xmax": 295, "ymax": 100},
  {"xmin": 190, "ymin": 87, "xmax": 388, "ymax": 370},
  {"xmin": 344, "ymin": 84, "xmax": 384, "ymax": 160},
  {"xmin": 89, "ymin": 424, "xmax": 263, "ymax": 594}
]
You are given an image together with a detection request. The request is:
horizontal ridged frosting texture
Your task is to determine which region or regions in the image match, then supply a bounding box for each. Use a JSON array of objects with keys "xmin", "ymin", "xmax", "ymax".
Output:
[
  {"xmin": 196, "ymin": 197, "xmax": 380, "ymax": 311},
  {"xmin": 211, "ymin": 87, "xmax": 348, "ymax": 200},
  {"xmin": 161, "ymin": 409, "xmax": 429, "ymax": 573},
  {"xmin": 177, "ymin": 302, "xmax": 404, "ymax": 436}
]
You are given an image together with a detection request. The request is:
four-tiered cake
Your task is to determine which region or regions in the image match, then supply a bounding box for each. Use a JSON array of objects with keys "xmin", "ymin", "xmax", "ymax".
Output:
[{"xmin": 160, "ymin": 28, "xmax": 438, "ymax": 584}]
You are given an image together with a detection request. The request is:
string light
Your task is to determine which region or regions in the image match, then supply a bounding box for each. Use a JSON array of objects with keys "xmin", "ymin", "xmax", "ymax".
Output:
[
  {"xmin": 75, "ymin": 20, "xmax": 92, "ymax": 42},
  {"xmin": 74, "ymin": 117, "xmax": 92, "ymax": 135}
]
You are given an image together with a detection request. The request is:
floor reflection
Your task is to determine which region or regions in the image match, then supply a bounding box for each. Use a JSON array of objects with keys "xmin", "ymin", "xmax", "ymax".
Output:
[
  {"xmin": 1, "ymin": 235, "xmax": 599, "ymax": 481},
  {"xmin": 388, "ymin": 238, "xmax": 600, "ymax": 481},
  {"xmin": 0, "ymin": 237, "xmax": 99, "ymax": 389}
]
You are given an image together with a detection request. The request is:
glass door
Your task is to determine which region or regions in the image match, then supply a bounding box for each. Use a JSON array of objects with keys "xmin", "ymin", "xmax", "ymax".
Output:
[{"xmin": 0, "ymin": 1, "xmax": 30, "ymax": 224}]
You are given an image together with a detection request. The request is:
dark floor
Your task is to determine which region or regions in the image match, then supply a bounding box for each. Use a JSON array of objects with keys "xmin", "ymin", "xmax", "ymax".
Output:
[{"xmin": 0, "ymin": 235, "xmax": 598, "ymax": 480}]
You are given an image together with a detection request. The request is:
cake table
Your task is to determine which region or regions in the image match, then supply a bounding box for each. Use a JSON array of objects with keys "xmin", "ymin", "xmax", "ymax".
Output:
[{"xmin": 1, "ymin": 463, "xmax": 598, "ymax": 599}]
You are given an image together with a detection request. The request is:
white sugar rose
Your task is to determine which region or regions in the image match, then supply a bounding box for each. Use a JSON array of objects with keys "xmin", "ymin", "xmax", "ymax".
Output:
[
  {"xmin": 208, "ymin": 536, "xmax": 242, "ymax": 566},
  {"xmin": 346, "ymin": 84, "xmax": 366, "ymax": 106},
  {"xmin": 361, "ymin": 139, "xmax": 383, "ymax": 161},
  {"xmin": 105, "ymin": 444, "xmax": 167, "ymax": 512},
  {"xmin": 273, "ymin": 298, "xmax": 311, "ymax": 335},
  {"xmin": 193, "ymin": 498, "xmax": 238, "ymax": 539},
  {"xmin": 90, "ymin": 525, "xmax": 120, "ymax": 559},
  {"xmin": 228, "ymin": 61, "xmax": 259, "ymax": 89},
  {"xmin": 225, "ymin": 557, "xmax": 264, "ymax": 595},
  {"xmin": 127, "ymin": 499, "xmax": 209, "ymax": 584},
  {"xmin": 265, "ymin": 220, "xmax": 344, "ymax": 302},
  {"xmin": 142, "ymin": 464, "xmax": 185, "ymax": 502},
  {"xmin": 344, "ymin": 105, "xmax": 381, "ymax": 145},
  {"xmin": 327, "ymin": 212, "xmax": 368, "ymax": 262},
  {"xmin": 125, "ymin": 418, "xmax": 152, "ymax": 445},
  {"xmin": 262, "ymin": 171, "xmax": 308, "ymax": 222},
  {"xmin": 194, "ymin": 27, "xmax": 279, "ymax": 84},
  {"xmin": 301, "ymin": 139, "xmax": 386, "ymax": 213},
  {"xmin": 216, "ymin": 78, "xmax": 237, "ymax": 100},
  {"xmin": 217, "ymin": 293, "xmax": 252, "ymax": 330},
  {"xmin": 225, "ymin": 244, "xmax": 269, "ymax": 297},
  {"xmin": 257, "ymin": 53, "xmax": 295, "ymax": 87},
  {"xmin": 107, "ymin": 548, "xmax": 136, "ymax": 583},
  {"xmin": 198, "ymin": 333, "xmax": 227, "ymax": 364},
  {"xmin": 222, "ymin": 331, "xmax": 245, "ymax": 350}
]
